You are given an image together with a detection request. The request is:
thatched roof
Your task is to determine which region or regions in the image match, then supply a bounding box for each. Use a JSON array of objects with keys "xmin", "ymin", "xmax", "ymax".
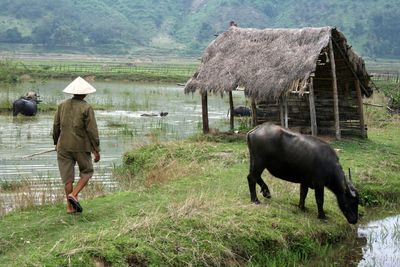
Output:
[{"xmin": 185, "ymin": 26, "xmax": 372, "ymax": 100}]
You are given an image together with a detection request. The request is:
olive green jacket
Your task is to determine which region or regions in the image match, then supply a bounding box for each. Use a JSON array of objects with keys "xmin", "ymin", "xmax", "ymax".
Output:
[{"xmin": 53, "ymin": 97, "xmax": 100, "ymax": 152}]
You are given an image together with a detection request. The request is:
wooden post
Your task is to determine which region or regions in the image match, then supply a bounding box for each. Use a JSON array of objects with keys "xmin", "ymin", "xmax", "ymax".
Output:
[
  {"xmin": 284, "ymin": 96, "xmax": 288, "ymax": 128},
  {"xmin": 355, "ymin": 79, "xmax": 366, "ymax": 138},
  {"xmin": 229, "ymin": 91, "xmax": 234, "ymax": 131},
  {"xmin": 329, "ymin": 38, "xmax": 341, "ymax": 140},
  {"xmin": 201, "ymin": 91, "xmax": 209, "ymax": 134},
  {"xmin": 280, "ymin": 98, "xmax": 284, "ymax": 127},
  {"xmin": 251, "ymin": 98, "xmax": 257, "ymax": 127},
  {"xmin": 308, "ymin": 77, "xmax": 317, "ymax": 136}
]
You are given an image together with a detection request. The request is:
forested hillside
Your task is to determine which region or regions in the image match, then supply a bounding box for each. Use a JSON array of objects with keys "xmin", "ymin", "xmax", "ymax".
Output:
[{"xmin": 0, "ymin": 0, "xmax": 399, "ymax": 58}]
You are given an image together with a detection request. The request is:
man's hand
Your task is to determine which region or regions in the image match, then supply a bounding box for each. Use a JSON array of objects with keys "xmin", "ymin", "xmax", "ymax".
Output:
[{"xmin": 93, "ymin": 151, "xmax": 100, "ymax": 162}]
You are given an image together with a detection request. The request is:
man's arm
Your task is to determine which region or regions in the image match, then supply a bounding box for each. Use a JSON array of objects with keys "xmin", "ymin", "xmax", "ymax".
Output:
[
  {"xmin": 86, "ymin": 106, "xmax": 101, "ymax": 161},
  {"xmin": 52, "ymin": 106, "xmax": 61, "ymax": 147}
]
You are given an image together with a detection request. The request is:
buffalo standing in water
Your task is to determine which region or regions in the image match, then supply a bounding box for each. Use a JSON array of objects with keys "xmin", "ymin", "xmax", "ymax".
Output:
[
  {"xmin": 12, "ymin": 92, "xmax": 41, "ymax": 116},
  {"xmin": 232, "ymin": 106, "xmax": 251, "ymax": 116},
  {"xmin": 246, "ymin": 123, "xmax": 359, "ymax": 224}
]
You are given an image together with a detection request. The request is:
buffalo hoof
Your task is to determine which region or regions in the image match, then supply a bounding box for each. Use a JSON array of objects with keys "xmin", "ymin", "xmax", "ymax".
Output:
[
  {"xmin": 251, "ymin": 199, "xmax": 261, "ymax": 205},
  {"xmin": 260, "ymin": 189, "xmax": 271, "ymax": 199},
  {"xmin": 320, "ymin": 218, "xmax": 328, "ymax": 224},
  {"xmin": 318, "ymin": 214, "xmax": 327, "ymax": 222},
  {"xmin": 299, "ymin": 205, "xmax": 308, "ymax": 212}
]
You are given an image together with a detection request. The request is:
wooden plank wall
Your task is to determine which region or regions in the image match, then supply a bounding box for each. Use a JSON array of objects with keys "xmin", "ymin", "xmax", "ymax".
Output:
[{"xmin": 255, "ymin": 43, "xmax": 365, "ymax": 137}]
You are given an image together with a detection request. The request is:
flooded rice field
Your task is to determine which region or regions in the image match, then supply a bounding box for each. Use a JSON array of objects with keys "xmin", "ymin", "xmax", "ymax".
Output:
[{"xmin": 0, "ymin": 79, "xmax": 247, "ymax": 212}]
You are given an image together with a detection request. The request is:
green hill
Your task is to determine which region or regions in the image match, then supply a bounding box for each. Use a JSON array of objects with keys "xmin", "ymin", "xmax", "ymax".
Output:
[{"xmin": 0, "ymin": 0, "xmax": 399, "ymax": 58}]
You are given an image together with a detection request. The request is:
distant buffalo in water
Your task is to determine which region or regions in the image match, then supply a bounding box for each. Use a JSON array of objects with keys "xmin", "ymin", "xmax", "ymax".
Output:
[
  {"xmin": 233, "ymin": 106, "xmax": 251, "ymax": 116},
  {"xmin": 140, "ymin": 111, "xmax": 168, "ymax": 117},
  {"xmin": 227, "ymin": 106, "xmax": 251, "ymax": 117},
  {"xmin": 12, "ymin": 92, "xmax": 41, "ymax": 116},
  {"xmin": 229, "ymin": 106, "xmax": 267, "ymax": 117}
]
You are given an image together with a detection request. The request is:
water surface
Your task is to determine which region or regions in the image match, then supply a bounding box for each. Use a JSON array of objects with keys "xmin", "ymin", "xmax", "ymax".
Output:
[{"xmin": 358, "ymin": 215, "xmax": 400, "ymax": 267}]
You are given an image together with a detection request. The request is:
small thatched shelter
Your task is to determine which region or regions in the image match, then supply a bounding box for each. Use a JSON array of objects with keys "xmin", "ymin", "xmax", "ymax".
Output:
[{"xmin": 184, "ymin": 26, "xmax": 373, "ymax": 139}]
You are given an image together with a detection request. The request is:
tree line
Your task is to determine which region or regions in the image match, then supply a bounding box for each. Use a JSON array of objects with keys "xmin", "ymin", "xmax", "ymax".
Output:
[{"xmin": 0, "ymin": 0, "xmax": 399, "ymax": 58}]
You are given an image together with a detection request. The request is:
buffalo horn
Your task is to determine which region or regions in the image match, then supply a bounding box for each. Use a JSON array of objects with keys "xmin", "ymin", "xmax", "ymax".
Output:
[{"xmin": 346, "ymin": 168, "xmax": 357, "ymax": 197}]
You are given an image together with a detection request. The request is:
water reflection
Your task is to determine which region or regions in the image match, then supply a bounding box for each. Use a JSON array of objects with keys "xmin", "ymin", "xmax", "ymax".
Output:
[{"xmin": 358, "ymin": 215, "xmax": 400, "ymax": 267}]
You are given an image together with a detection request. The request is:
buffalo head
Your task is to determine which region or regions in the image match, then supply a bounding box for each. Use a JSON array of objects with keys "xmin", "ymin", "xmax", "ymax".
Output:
[
  {"xmin": 338, "ymin": 169, "xmax": 359, "ymax": 224},
  {"xmin": 25, "ymin": 91, "xmax": 41, "ymax": 103}
]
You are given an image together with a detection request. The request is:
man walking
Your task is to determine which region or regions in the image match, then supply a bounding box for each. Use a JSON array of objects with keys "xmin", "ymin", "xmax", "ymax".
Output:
[{"xmin": 53, "ymin": 77, "xmax": 101, "ymax": 214}]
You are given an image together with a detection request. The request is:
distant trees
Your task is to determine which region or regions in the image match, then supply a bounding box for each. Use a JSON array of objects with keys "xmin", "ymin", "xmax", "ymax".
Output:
[
  {"xmin": 0, "ymin": 28, "xmax": 23, "ymax": 43},
  {"xmin": 364, "ymin": 11, "xmax": 400, "ymax": 58},
  {"xmin": 31, "ymin": 16, "xmax": 56, "ymax": 45},
  {"xmin": 197, "ymin": 23, "xmax": 214, "ymax": 42},
  {"xmin": 0, "ymin": 0, "xmax": 400, "ymax": 58}
]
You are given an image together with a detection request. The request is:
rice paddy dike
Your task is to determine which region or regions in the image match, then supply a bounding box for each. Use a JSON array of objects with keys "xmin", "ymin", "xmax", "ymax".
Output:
[
  {"xmin": 13, "ymin": 58, "xmax": 199, "ymax": 83},
  {"xmin": 0, "ymin": 116, "xmax": 399, "ymax": 265}
]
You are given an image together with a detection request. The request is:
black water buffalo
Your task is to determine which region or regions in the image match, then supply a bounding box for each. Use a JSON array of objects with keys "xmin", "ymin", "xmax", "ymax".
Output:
[
  {"xmin": 12, "ymin": 92, "xmax": 41, "ymax": 116},
  {"xmin": 246, "ymin": 123, "xmax": 359, "ymax": 224},
  {"xmin": 233, "ymin": 106, "xmax": 251, "ymax": 116},
  {"xmin": 230, "ymin": 106, "xmax": 268, "ymax": 117},
  {"xmin": 140, "ymin": 111, "xmax": 168, "ymax": 117}
]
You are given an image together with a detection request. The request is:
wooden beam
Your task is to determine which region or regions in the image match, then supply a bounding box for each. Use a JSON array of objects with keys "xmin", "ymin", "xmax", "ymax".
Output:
[
  {"xmin": 228, "ymin": 91, "xmax": 234, "ymax": 131},
  {"xmin": 279, "ymin": 98, "xmax": 284, "ymax": 127},
  {"xmin": 363, "ymin": 103, "xmax": 383, "ymax": 108},
  {"xmin": 329, "ymin": 38, "xmax": 341, "ymax": 140},
  {"xmin": 201, "ymin": 91, "xmax": 209, "ymax": 134},
  {"xmin": 251, "ymin": 98, "xmax": 257, "ymax": 127},
  {"xmin": 284, "ymin": 96, "xmax": 288, "ymax": 128},
  {"xmin": 308, "ymin": 77, "xmax": 317, "ymax": 136},
  {"xmin": 331, "ymin": 38, "xmax": 368, "ymax": 95},
  {"xmin": 355, "ymin": 79, "xmax": 366, "ymax": 138}
]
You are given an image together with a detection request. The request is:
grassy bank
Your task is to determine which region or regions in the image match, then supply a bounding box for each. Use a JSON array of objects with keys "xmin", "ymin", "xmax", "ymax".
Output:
[{"xmin": 1, "ymin": 117, "xmax": 399, "ymax": 266}]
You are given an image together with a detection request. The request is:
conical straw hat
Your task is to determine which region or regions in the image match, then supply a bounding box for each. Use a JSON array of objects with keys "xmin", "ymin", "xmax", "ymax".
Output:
[{"xmin": 63, "ymin": 76, "xmax": 97, "ymax": 94}]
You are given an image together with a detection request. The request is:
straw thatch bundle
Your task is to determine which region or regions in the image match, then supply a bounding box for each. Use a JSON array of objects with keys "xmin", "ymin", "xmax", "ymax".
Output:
[{"xmin": 185, "ymin": 26, "xmax": 372, "ymax": 100}]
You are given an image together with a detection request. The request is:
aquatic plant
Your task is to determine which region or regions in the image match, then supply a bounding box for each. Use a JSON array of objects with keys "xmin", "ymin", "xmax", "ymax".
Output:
[{"xmin": 0, "ymin": 59, "xmax": 20, "ymax": 84}]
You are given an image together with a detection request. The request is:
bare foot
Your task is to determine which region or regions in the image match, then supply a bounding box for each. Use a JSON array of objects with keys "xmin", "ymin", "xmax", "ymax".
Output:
[
  {"xmin": 67, "ymin": 208, "xmax": 76, "ymax": 214},
  {"xmin": 67, "ymin": 202, "xmax": 76, "ymax": 214}
]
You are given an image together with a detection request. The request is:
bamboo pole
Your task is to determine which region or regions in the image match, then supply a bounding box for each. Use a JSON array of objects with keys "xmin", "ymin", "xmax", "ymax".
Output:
[
  {"xmin": 251, "ymin": 98, "xmax": 257, "ymax": 127},
  {"xmin": 331, "ymin": 38, "xmax": 369, "ymax": 96},
  {"xmin": 284, "ymin": 96, "xmax": 288, "ymax": 128},
  {"xmin": 308, "ymin": 77, "xmax": 317, "ymax": 136},
  {"xmin": 22, "ymin": 149, "xmax": 56, "ymax": 159},
  {"xmin": 329, "ymin": 38, "xmax": 341, "ymax": 140},
  {"xmin": 228, "ymin": 91, "xmax": 234, "ymax": 131},
  {"xmin": 280, "ymin": 98, "xmax": 284, "ymax": 127},
  {"xmin": 355, "ymin": 79, "xmax": 366, "ymax": 138},
  {"xmin": 201, "ymin": 91, "xmax": 209, "ymax": 134}
]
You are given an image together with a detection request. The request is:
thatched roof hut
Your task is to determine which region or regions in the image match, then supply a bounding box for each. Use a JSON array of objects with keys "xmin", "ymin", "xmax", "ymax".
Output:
[{"xmin": 185, "ymin": 26, "xmax": 373, "ymax": 139}]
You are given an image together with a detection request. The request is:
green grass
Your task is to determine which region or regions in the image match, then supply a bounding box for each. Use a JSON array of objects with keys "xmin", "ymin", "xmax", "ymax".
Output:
[
  {"xmin": 0, "ymin": 180, "xmax": 25, "ymax": 192},
  {"xmin": 1, "ymin": 119, "xmax": 399, "ymax": 266},
  {"xmin": 335, "ymin": 123, "xmax": 400, "ymax": 206}
]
